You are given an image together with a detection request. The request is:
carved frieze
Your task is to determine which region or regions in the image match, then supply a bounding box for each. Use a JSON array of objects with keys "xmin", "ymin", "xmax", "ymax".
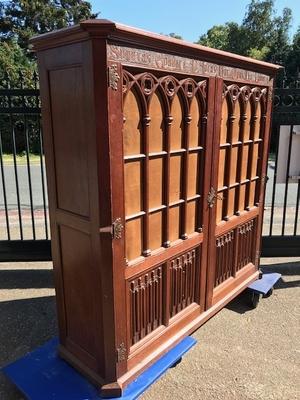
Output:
[{"xmin": 108, "ymin": 44, "xmax": 270, "ymax": 85}]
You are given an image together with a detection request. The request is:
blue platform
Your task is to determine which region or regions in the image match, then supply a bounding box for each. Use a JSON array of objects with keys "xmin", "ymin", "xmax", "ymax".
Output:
[
  {"xmin": 3, "ymin": 336, "xmax": 196, "ymax": 400},
  {"xmin": 248, "ymin": 272, "xmax": 282, "ymax": 295}
]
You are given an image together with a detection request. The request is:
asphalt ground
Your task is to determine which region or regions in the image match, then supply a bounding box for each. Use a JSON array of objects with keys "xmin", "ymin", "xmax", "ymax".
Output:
[{"xmin": 0, "ymin": 258, "xmax": 299, "ymax": 400}]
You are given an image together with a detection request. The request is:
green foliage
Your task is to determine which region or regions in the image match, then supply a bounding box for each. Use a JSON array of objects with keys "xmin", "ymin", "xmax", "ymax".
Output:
[
  {"xmin": 0, "ymin": 39, "xmax": 36, "ymax": 86},
  {"xmin": 198, "ymin": 24, "xmax": 230, "ymax": 50},
  {"xmin": 286, "ymin": 27, "xmax": 300, "ymax": 82},
  {"xmin": 0, "ymin": 0, "xmax": 97, "ymax": 52},
  {"xmin": 196, "ymin": 0, "xmax": 297, "ymax": 81},
  {"xmin": 168, "ymin": 33, "xmax": 183, "ymax": 40},
  {"xmin": 247, "ymin": 46, "xmax": 270, "ymax": 60},
  {"xmin": 0, "ymin": 0, "xmax": 96, "ymax": 84}
]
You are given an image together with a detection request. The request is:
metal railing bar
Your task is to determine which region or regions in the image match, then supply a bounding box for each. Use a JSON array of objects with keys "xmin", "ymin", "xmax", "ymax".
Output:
[
  {"xmin": 38, "ymin": 117, "xmax": 49, "ymax": 239},
  {"xmin": 0, "ymin": 130, "xmax": 11, "ymax": 240},
  {"xmin": 24, "ymin": 115, "xmax": 36, "ymax": 239},
  {"xmin": 8, "ymin": 94, "xmax": 24, "ymax": 240},
  {"xmin": 294, "ymin": 180, "xmax": 300, "ymax": 236},
  {"xmin": 269, "ymin": 124, "xmax": 280, "ymax": 236},
  {"xmin": 0, "ymin": 108, "xmax": 41, "ymax": 115},
  {"xmin": 281, "ymin": 124, "xmax": 294, "ymax": 236}
]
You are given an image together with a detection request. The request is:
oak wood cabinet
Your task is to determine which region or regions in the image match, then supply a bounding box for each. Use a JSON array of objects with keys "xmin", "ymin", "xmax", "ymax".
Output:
[{"xmin": 31, "ymin": 19, "xmax": 280, "ymax": 397}]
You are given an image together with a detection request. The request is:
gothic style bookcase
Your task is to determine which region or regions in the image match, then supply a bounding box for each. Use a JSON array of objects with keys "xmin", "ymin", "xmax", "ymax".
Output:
[{"xmin": 31, "ymin": 20, "xmax": 280, "ymax": 397}]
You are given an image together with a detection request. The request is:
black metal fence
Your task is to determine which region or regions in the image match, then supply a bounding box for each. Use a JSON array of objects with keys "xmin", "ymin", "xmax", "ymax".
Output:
[
  {"xmin": 262, "ymin": 81, "xmax": 300, "ymax": 256},
  {"xmin": 0, "ymin": 72, "xmax": 299, "ymax": 260},
  {"xmin": 0, "ymin": 72, "xmax": 51, "ymax": 260}
]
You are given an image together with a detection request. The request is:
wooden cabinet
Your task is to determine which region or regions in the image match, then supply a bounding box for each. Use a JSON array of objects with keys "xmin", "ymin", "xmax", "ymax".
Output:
[{"xmin": 31, "ymin": 20, "xmax": 280, "ymax": 397}]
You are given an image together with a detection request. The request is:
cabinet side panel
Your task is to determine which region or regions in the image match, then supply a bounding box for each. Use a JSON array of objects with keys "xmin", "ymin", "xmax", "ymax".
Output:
[
  {"xmin": 37, "ymin": 41, "xmax": 107, "ymax": 380},
  {"xmin": 49, "ymin": 66, "xmax": 89, "ymax": 217},
  {"xmin": 59, "ymin": 225, "xmax": 97, "ymax": 358}
]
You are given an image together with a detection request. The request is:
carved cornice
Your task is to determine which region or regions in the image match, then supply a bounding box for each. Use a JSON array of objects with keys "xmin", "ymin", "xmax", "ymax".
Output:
[{"xmin": 107, "ymin": 45, "xmax": 271, "ymax": 85}]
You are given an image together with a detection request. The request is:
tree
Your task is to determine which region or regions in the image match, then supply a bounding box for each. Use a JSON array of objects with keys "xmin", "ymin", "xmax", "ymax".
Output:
[
  {"xmin": 0, "ymin": 0, "xmax": 97, "ymax": 54},
  {"xmin": 242, "ymin": 0, "xmax": 275, "ymax": 52},
  {"xmin": 0, "ymin": 0, "xmax": 97, "ymax": 83},
  {"xmin": 196, "ymin": 0, "xmax": 292, "ymax": 66},
  {"xmin": 267, "ymin": 7, "xmax": 292, "ymax": 64},
  {"xmin": 168, "ymin": 33, "xmax": 183, "ymax": 40},
  {"xmin": 198, "ymin": 24, "xmax": 230, "ymax": 50},
  {"xmin": 0, "ymin": 39, "xmax": 36, "ymax": 86},
  {"xmin": 286, "ymin": 27, "xmax": 300, "ymax": 83}
]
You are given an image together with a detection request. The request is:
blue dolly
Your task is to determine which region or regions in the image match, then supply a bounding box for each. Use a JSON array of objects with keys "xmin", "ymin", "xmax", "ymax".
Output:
[
  {"xmin": 3, "ymin": 336, "xmax": 196, "ymax": 400},
  {"xmin": 246, "ymin": 272, "xmax": 281, "ymax": 308}
]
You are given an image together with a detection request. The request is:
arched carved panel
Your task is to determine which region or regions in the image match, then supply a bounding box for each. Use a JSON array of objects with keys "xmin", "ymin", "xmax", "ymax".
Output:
[
  {"xmin": 149, "ymin": 92, "xmax": 164, "ymax": 152},
  {"xmin": 123, "ymin": 90, "xmax": 142, "ymax": 156},
  {"xmin": 170, "ymin": 94, "xmax": 183, "ymax": 150},
  {"xmin": 189, "ymin": 96, "xmax": 201, "ymax": 147},
  {"xmin": 123, "ymin": 86, "xmax": 144, "ymax": 262},
  {"xmin": 123, "ymin": 70, "xmax": 208, "ymax": 261},
  {"xmin": 216, "ymin": 83, "xmax": 267, "ymax": 224}
]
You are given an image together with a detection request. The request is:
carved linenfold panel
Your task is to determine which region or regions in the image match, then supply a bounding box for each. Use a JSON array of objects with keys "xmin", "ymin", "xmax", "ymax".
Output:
[
  {"xmin": 214, "ymin": 218, "xmax": 257, "ymax": 287},
  {"xmin": 108, "ymin": 45, "xmax": 270, "ymax": 84},
  {"xmin": 236, "ymin": 218, "xmax": 256, "ymax": 271},
  {"xmin": 169, "ymin": 249, "xmax": 198, "ymax": 317},
  {"xmin": 214, "ymin": 230, "xmax": 235, "ymax": 287},
  {"xmin": 129, "ymin": 266, "xmax": 163, "ymax": 345}
]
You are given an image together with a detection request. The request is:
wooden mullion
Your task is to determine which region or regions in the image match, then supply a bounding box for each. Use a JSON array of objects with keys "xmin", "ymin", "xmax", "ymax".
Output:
[
  {"xmin": 245, "ymin": 100, "xmax": 257, "ymax": 210},
  {"xmin": 235, "ymin": 103, "xmax": 247, "ymax": 215},
  {"xmin": 163, "ymin": 114, "xmax": 172, "ymax": 248},
  {"xmin": 124, "ymin": 154, "xmax": 146, "ymax": 161},
  {"xmin": 181, "ymin": 113, "xmax": 191, "ymax": 239},
  {"xmin": 148, "ymin": 151, "xmax": 167, "ymax": 158},
  {"xmin": 169, "ymin": 199, "xmax": 185, "ymax": 207},
  {"xmin": 187, "ymin": 193, "xmax": 201, "ymax": 202},
  {"xmin": 254, "ymin": 100, "xmax": 266, "ymax": 206},
  {"xmin": 170, "ymin": 148, "xmax": 186, "ymax": 155},
  {"xmin": 223, "ymin": 107, "xmax": 235, "ymax": 221},
  {"xmin": 125, "ymin": 211, "xmax": 146, "ymax": 221},
  {"xmin": 149, "ymin": 205, "xmax": 167, "ymax": 214},
  {"xmin": 142, "ymin": 114, "xmax": 151, "ymax": 256},
  {"xmin": 197, "ymin": 112, "xmax": 208, "ymax": 232}
]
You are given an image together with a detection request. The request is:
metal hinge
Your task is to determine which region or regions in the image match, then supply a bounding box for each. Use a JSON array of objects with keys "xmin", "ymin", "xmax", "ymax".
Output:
[
  {"xmin": 116, "ymin": 342, "xmax": 127, "ymax": 362},
  {"xmin": 108, "ymin": 64, "xmax": 120, "ymax": 90},
  {"xmin": 207, "ymin": 187, "xmax": 223, "ymax": 208},
  {"xmin": 262, "ymin": 175, "xmax": 269, "ymax": 184},
  {"xmin": 112, "ymin": 218, "xmax": 123, "ymax": 239},
  {"xmin": 99, "ymin": 218, "xmax": 123, "ymax": 239}
]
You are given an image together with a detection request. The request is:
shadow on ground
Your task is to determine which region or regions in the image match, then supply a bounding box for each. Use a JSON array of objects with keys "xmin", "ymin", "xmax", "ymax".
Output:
[
  {"xmin": 0, "ymin": 293, "xmax": 57, "ymax": 400},
  {"xmin": 226, "ymin": 260, "xmax": 300, "ymax": 314},
  {"xmin": 0, "ymin": 269, "xmax": 54, "ymax": 289}
]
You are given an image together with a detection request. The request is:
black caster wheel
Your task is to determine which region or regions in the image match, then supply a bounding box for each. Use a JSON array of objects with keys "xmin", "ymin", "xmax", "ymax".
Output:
[
  {"xmin": 248, "ymin": 291, "xmax": 262, "ymax": 309},
  {"xmin": 170, "ymin": 357, "xmax": 182, "ymax": 368},
  {"xmin": 263, "ymin": 287, "xmax": 274, "ymax": 298}
]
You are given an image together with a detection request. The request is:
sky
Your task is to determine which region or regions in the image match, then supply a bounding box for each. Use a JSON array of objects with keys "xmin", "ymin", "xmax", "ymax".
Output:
[{"xmin": 89, "ymin": 0, "xmax": 300, "ymax": 43}]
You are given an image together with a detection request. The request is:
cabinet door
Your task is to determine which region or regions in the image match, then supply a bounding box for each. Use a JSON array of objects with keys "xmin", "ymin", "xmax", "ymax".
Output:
[
  {"xmin": 206, "ymin": 78, "xmax": 272, "ymax": 307},
  {"xmin": 120, "ymin": 69, "xmax": 215, "ymax": 356}
]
